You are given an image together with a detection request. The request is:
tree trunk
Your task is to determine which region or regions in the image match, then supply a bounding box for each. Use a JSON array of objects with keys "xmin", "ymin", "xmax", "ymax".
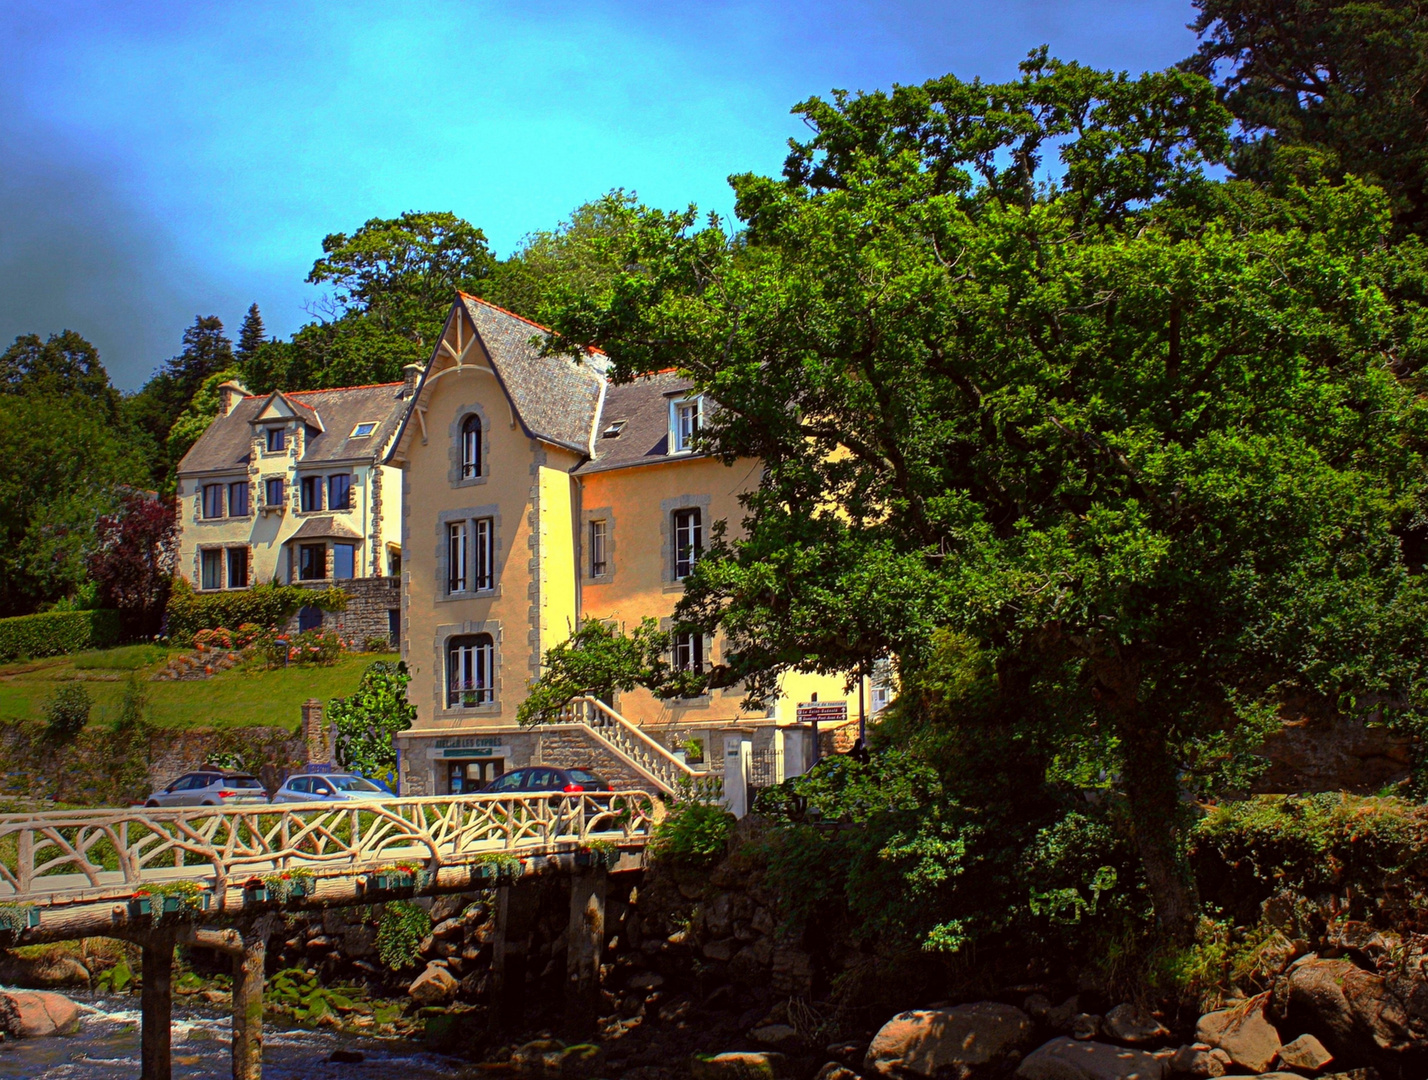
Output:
[{"xmin": 1096, "ymin": 653, "xmax": 1199, "ymax": 943}]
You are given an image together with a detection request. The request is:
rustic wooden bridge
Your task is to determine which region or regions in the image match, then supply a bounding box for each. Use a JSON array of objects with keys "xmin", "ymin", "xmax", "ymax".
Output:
[{"xmin": 0, "ymin": 791, "xmax": 658, "ymax": 1079}]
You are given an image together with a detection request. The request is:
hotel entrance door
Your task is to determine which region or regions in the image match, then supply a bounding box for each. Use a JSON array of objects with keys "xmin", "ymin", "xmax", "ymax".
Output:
[{"xmin": 446, "ymin": 758, "xmax": 504, "ymax": 795}]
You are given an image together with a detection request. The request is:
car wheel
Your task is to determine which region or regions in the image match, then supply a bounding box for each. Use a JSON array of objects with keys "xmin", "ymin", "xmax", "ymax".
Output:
[
  {"xmin": 145, "ymin": 800, "xmax": 160, "ymax": 807},
  {"xmin": 201, "ymin": 800, "xmax": 216, "ymax": 806}
]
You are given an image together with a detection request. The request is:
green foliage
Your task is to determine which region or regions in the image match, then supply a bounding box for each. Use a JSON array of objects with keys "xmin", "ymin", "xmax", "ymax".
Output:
[
  {"xmin": 517, "ymin": 617, "xmax": 700, "ymax": 725},
  {"xmin": 95, "ymin": 951, "xmax": 133, "ymax": 993},
  {"xmin": 164, "ymin": 368, "xmax": 244, "ymax": 469},
  {"xmin": 650, "ymin": 801, "xmax": 735, "ymax": 867},
  {"xmin": 1190, "ymin": 0, "xmax": 1428, "ymax": 235},
  {"xmin": 256, "ymin": 627, "xmax": 345, "ymax": 667},
  {"xmin": 539, "ymin": 49, "xmax": 1428, "ymax": 938},
  {"xmin": 0, "ymin": 609, "xmax": 121, "ymax": 662},
  {"xmin": 164, "ymin": 578, "xmax": 346, "ymax": 644},
  {"xmin": 43, "ymin": 683, "xmax": 91, "ymax": 741},
  {"xmin": 0, "ymin": 904, "xmax": 35, "ymax": 935},
  {"xmin": 267, "ymin": 966, "xmax": 365, "ymax": 1023},
  {"xmin": 329, "ymin": 660, "xmax": 416, "ymax": 777},
  {"xmin": 1, "ymin": 330, "xmax": 120, "ymax": 415},
  {"xmin": 262, "ymin": 868, "xmax": 315, "ymax": 904},
  {"xmin": 139, "ymin": 881, "xmax": 205, "ymax": 925},
  {"xmin": 376, "ymin": 900, "xmax": 431, "ymax": 970}
]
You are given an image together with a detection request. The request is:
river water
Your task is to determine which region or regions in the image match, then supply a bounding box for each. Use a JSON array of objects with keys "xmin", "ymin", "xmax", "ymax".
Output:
[{"xmin": 0, "ymin": 995, "xmax": 478, "ymax": 1080}]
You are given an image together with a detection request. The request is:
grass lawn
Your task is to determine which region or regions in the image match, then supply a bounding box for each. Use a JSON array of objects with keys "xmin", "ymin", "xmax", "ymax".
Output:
[{"xmin": 0, "ymin": 645, "xmax": 399, "ymax": 731}]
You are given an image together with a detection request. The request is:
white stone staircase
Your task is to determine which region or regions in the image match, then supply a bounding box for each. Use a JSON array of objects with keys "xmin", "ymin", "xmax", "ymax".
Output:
[{"xmin": 556, "ymin": 696, "xmax": 723, "ymax": 800}]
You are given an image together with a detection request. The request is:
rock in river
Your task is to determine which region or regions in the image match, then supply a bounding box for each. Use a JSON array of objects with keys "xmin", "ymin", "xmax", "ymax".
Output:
[
  {"xmin": 0, "ymin": 990, "xmax": 82, "ymax": 1038},
  {"xmin": 867, "ymin": 1002, "xmax": 1035, "ymax": 1078}
]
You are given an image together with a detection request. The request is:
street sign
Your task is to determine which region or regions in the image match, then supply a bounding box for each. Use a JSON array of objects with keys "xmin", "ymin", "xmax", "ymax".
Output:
[{"xmin": 796, "ymin": 702, "xmax": 847, "ymax": 725}]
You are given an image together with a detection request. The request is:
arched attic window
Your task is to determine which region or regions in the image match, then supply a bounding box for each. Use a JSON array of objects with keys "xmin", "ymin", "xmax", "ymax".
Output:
[{"xmin": 461, "ymin": 415, "xmax": 482, "ymax": 479}]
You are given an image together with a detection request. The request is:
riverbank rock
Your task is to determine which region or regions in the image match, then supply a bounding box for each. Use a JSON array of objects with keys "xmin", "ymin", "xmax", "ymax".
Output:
[
  {"xmin": 1195, "ymin": 993, "xmax": 1281, "ymax": 1074},
  {"xmin": 1103, "ymin": 1005, "xmax": 1170, "ymax": 1046},
  {"xmin": 690, "ymin": 1051, "xmax": 791, "ymax": 1079},
  {"xmin": 866, "ymin": 1002, "xmax": 1034, "ymax": 1078},
  {"xmin": 1167, "ymin": 1043, "xmax": 1231, "ymax": 1077},
  {"xmin": 407, "ymin": 962, "xmax": 457, "ymax": 1006},
  {"xmin": 1015, "ymin": 1037, "xmax": 1166, "ymax": 1080},
  {"xmin": 0, "ymin": 990, "xmax": 81, "ymax": 1038},
  {"xmin": 1280, "ymin": 955, "xmax": 1413, "ymax": 1065},
  {"xmin": 1277, "ymin": 1033, "xmax": 1333, "ymax": 1072}
]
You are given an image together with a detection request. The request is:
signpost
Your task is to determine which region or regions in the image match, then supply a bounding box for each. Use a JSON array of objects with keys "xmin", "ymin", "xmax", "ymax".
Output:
[{"xmin": 796, "ymin": 701, "xmax": 847, "ymax": 763}]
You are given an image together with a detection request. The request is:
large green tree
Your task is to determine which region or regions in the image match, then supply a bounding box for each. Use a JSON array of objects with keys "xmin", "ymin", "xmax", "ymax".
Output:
[
  {"xmin": 1189, "ymin": 0, "xmax": 1428, "ymax": 234},
  {"xmin": 534, "ymin": 53, "xmax": 1428, "ymax": 939},
  {"xmin": 1, "ymin": 330, "xmax": 120, "ymax": 416}
]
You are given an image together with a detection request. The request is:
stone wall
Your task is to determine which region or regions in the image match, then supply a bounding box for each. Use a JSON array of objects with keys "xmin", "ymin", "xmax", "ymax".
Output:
[{"xmin": 282, "ymin": 577, "xmax": 401, "ymax": 647}]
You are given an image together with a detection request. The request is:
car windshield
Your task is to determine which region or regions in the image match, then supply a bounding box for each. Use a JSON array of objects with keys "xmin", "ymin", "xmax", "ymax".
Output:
[
  {"xmin": 331, "ymin": 776, "xmax": 382, "ymax": 792},
  {"xmin": 224, "ymin": 777, "xmax": 263, "ymax": 789},
  {"xmin": 566, "ymin": 769, "xmax": 604, "ymax": 787}
]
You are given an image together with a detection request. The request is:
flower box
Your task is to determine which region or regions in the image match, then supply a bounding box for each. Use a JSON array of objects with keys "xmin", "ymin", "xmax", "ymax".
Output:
[
  {"xmin": 129, "ymin": 896, "xmax": 152, "ymax": 918},
  {"xmin": 366, "ymin": 872, "xmax": 414, "ymax": 892},
  {"xmin": 243, "ymin": 884, "xmax": 270, "ymax": 905}
]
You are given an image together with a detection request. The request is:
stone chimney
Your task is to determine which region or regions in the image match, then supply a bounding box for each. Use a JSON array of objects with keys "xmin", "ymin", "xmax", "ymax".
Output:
[
  {"xmin": 217, "ymin": 380, "xmax": 251, "ymax": 416},
  {"xmin": 301, "ymin": 698, "xmax": 329, "ymax": 763},
  {"xmin": 401, "ymin": 363, "xmax": 424, "ymax": 399}
]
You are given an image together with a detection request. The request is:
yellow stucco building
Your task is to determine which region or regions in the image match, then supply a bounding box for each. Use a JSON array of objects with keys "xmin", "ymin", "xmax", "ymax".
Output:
[
  {"xmin": 174, "ymin": 380, "xmax": 410, "ymax": 642},
  {"xmin": 388, "ymin": 295, "xmax": 865, "ymax": 797}
]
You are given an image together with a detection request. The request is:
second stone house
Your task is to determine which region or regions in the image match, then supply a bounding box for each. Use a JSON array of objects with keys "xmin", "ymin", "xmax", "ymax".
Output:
[
  {"xmin": 173, "ymin": 379, "xmax": 412, "ymax": 644},
  {"xmin": 388, "ymin": 295, "xmax": 869, "ymax": 799}
]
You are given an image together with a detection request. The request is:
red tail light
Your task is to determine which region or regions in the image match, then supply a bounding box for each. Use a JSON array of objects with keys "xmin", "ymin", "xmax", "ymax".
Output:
[
  {"xmin": 218, "ymin": 790, "xmax": 235, "ymax": 798},
  {"xmin": 562, "ymin": 783, "xmax": 585, "ymax": 793}
]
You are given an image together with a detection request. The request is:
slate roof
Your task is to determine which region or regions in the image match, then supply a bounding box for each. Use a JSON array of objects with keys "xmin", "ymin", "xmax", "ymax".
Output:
[
  {"xmin": 178, "ymin": 383, "xmax": 409, "ymax": 476},
  {"xmin": 458, "ymin": 295, "xmax": 605, "ymax": 453},
  {"xmin": 288, "ymin": 516, "xmax": 363, "ymax": 540},
  {"xmin": 575, "ymin": 370, "xmax": 704, "ymax": 475}
]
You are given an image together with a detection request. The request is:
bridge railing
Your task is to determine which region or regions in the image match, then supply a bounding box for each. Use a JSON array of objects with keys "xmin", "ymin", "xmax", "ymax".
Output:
[{"xmin": 0, "ymin": 791, "xmax": 657, "ymax": 904}]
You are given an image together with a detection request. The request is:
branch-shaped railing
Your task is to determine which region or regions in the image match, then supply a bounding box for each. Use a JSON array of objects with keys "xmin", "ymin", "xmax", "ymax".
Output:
[
  {"xmin": 557, "ymin": 696, "xmax": 724, "ymax": 800},
  {"xmin": 0, "ymin": 791, "xmax": 656, "ymax": 905}
]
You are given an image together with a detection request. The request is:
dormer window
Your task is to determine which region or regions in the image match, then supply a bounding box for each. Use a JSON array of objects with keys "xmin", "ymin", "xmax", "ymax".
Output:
[
  {"xmin": 671, "ymin": 397, "xmax": 701, "ymax": 454},
  {"xmin": 602, "ymin": 420, "xmax": 627, "ymax": 439},
  {"xmin": 266, "ymin": 427, "xmax": 286, "ymax": 453},
  {"xmin": 350, "ymin": 422, "xmax": 377, "ymax": 438}
]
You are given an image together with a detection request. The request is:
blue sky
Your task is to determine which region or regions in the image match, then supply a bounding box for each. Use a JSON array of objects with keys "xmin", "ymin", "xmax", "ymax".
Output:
[{"xmin": 0, "ymin": 0, "xmax": 1201, "ymax": 390}]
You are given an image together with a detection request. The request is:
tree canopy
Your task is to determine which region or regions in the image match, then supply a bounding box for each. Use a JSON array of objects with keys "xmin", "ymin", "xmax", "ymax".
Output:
[{"xmin": 534, "ymin": 52, "xmax": 1428, "ymax": 939}]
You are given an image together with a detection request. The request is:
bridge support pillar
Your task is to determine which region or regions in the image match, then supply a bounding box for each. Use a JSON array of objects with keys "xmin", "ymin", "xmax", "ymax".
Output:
[
  {"xmin": 566, "ymin": 870, "xmax": 607, "ymax": 1030},
  {"xmin": 140, "ymin": 931, "xmax": 176, "ymax": 1080},
  {"xmin": 232, "ymin": 917, "xmax": 273, "ymax": 1080}
]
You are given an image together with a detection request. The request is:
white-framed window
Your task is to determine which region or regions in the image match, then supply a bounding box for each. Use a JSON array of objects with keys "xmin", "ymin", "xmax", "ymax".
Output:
[
  {"xmin": 673, "ymin": 630, "xmax": 704, "ymax": 674},
  {"xmin": 328, "ymin": 473, "xmax": 352, "ymax": 510},
  {"xmin": 350, "ymin": 422, "xmax": 377, "ymax": 438},
  {"xmin": 448, "ymin": 521, "xmax": 468, "ymax": 593},
  {"xmin": 589, "ymin": 519, "xmax": 608, "ymax": 577},
  {"xmin": 299, "ymin": 475, "xmax": 323, "ymax": 513},
  {"xmin": 461, "ymin": 415, "xmax": 482, "ymax": 478},
  {"xmin": 671, "ymin": 396, "xmax": 701, "ymax": 453},
  {"xmin": 200, "ymin": 549, "xmax": 223, "ymax": 590},
  {"xmin": 226, "ymin": 547, "xmax": 249, "ymax": 588},
  {"xmin": 474, "ymin": 518, "xmax": 494, "ymax": 591},
  {"xmin": 448, "ymin": 634, "xmax": 494, "ymax": 707},
  {"xmin": 333, "ymin": 543, "xmax": 356, "ymax": 580},
  {"xmin": 672, "ymin": 507, "xmax": 702, "ymax": 579}
]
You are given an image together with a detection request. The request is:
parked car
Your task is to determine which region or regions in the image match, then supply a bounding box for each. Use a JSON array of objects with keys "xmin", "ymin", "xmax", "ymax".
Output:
[
  {"xmin": 271, "ymin": 772, "xmax": 391, "ymax": 804},
  {"xmin": 144, "ymin": 771, "xmax": 268, "ymax": 808},
  {"xmin": 477, "ymin": 766, "xmax": 612, "ymax": 795}
]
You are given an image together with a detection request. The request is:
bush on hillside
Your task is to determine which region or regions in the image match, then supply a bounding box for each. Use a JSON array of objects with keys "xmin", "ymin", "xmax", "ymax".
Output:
[
  {"xmin": 165, "ymin": 579, "xmax": 347, "ymax": 644},
  {"xmin": 0, "ymin": 609, "xmax": 121, "ymax": 662},
  {"xmin": 44, "ymin": 684, "xmax": 92, "ymax": 742}
]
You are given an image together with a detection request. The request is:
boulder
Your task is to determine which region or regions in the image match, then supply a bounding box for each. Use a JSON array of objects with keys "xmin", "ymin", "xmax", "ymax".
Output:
[
  {"xmin": 1103, "ymin": 1005, "xmax": 1171, "ymax": 1046},
  {"xmin": 1073, "ymin": 1014, "xmax": 1103, "ymax": 1041},
  {"xmin": 1015, "ymin": 1037, "xmax": 1166, "ymax": 1080},
  {"xmin": 1167, "ymin": 1043, "xmax": 1230, "ymax": 1078},
  {"xmin": 690, "ymin": 1051, "xmax": 791, "ymax": 1080},
  {"xmin": 866, "ymin": 1002, "xmax": 1035, "ymax": 1078},
  {"xmin": 750, "ymin": 1024, "xmax": 803, "ymax": 1051},
  {"xmin": 813, "ymin": 1066, "xmax": 859, "ymax": 1080},
  {"xmin": 407, "ymin": 963, "xmax": 458, "ymax": 1006},
  {"xmin": 1195, "ymin": 993, "xmax": 1281, "ymax": 1074},
  {"xmin": 1281, "ymin": 956, "xmax": 1413, "ymax": 1064},
  {"xmin": 1277, "ymin": 1033, "xmax": 1333, "ymax": 1072},
  {"xmin": 0, "ymin": 990, "xmax": 82, "ymax": 1038}
]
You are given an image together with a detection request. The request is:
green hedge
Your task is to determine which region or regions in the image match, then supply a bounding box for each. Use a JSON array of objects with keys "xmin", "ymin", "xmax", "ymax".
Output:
[
  {"xmin": 165, "ymin": 580, "xmax": 348, "ymax": 644},
  {"xmin": 0, "ymin": 609, "xmax": 122, "ymax": 662}
]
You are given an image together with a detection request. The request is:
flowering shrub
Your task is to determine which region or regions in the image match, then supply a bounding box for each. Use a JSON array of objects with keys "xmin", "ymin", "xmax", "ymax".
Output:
[{"xmin": 254, "ymin": 627, "xmax": 344, "ymax": 667}]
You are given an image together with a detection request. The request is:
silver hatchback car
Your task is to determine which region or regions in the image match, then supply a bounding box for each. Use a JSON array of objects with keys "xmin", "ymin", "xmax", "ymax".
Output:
[
  {"xmin": 145, "ymin": 771, "xmax": 269, "ymax": 808},
  {"xmin": 271, "ymin": 773, "xmax": 390, "ymax": 804}
]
